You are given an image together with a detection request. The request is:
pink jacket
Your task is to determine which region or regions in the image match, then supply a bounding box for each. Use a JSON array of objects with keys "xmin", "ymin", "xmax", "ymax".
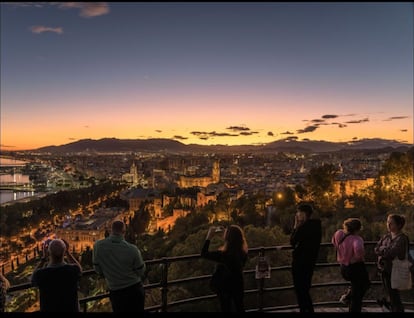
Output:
[{"xmin": 332, "ymin": 230, "xmax": 365, "ymax": 266}]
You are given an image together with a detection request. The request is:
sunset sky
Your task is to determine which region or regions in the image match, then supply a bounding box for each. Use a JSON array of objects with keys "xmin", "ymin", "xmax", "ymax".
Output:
[{"xmin": 1, "ymin": 2, "xmax": 413, "ymax": 151}]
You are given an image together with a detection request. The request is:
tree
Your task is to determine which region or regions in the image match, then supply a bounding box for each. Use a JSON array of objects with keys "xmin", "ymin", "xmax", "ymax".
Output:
[
  {"xmin": 373, "ymin": 149, "xmax": 414, "ymax": 209},
  {"xmin": 306, "ymin": 163, "xmax": 339, "ymax": 210}
]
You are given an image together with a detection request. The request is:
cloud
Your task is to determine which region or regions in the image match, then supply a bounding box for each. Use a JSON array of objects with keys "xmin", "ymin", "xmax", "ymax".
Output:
[
  {"xmin": 155, "ymin": 130, "xmax": 162, "ymax": 133},
  {"xmin": 281, "ymin": 131, "xmax": 294, "ymax": 135},
  {"xmin": 383, "ymin": 116, "xmax": 409, "ymax": 121},
  {"xmin": 84, "ymin": 125, "xmax": 90, "ymax": 128},
  {"xmin": 297, "ymin": 125, "xmax": 319, "ymax": 134},
  {"xmin": 172, "ymin": 135, "xmax": 188, "ymax": 140},
  {"xmin": 0, "ymin": 144, "xmax": 16, "ymax": 148},
  {"xmin": 226, "ymin": 126, "xmax": 250, "ymax": 132},
  {"xmin": 344, "ymin": 118, "xmax": 369, "ymax": 124},
  {"xmin": 352, "ymin": 137, "xmax": 358, "ymax": 140},
  {"xmin": 331, "ymin": 122, "xmax": 347, "ymax": 128},
  {"xmin": 239, "ymin": 131, "xmax": 259, "ymax": 136},
  {"xmin": 6, "ymin": 2, "xmax": 110, "ymax": 18},
  {"xmin": 322, "ymin": 114, "xmax": 338, "ymax": 119},
  {"xmin": 4, "ymin": 2, "xmax": 45, "ymax": 8},
  {"xmin": 267, "ymin": 131, "xmax": 274, "ymax": 136},
  {"xmin": 286, "ymin": 136, "xmax": 298, "ymax": 141},
  {"xmin": 211, "ymin": 132, "xmax": 239, "ymax": 137},
  {"xmin": 68, "ymin": 137, "xmax": 76, "ymax": 140},
  {"xmin": 57, "ymin": 2, "xmax": 110, "ymax": 18},
  {"xmin": 30, "ymin": 25, "xmax": 63, "ymax": 34},
  {"xmin": 190, "ymin": 130, "xmax": 240, "ymax": 140},
  {"xmin": 400, "ymin": 129, "xmax": 407, "ymax": 132},
  {"xmin": 311, "ymin": 119, "xmax": 325, "ymax": 123}
]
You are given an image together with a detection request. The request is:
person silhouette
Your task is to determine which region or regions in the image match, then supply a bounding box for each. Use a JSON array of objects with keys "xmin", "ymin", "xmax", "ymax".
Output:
[
  {"xmin": 290, "ymin": 203, "xmax": 321, "ymax": 313},
  {"xmin": 31, "ymin": 239, "xmax": 82, "ymax": 312},
  {"xmin": 375, "ymin": 214, "xmax": 411, "ymax": 312},
  {"xmin": 93, "ymin": 220, "xmax": 146, "ymax": 312},
  {"xmin": 332, "ymin": 218, "xmax": 370, "ymax": 312},
  {"xmin": 201, "ymin": 224, "xmax": 248, "ymax": 312}
]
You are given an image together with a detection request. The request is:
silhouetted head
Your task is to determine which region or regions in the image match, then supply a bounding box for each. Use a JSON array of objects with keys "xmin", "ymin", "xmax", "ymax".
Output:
[
  {"xmin": 343, "ymin": 218, "xmax": 362, "ymax": 234},
  {"xmin": 223, "ymin": 224, "xmax": 248, "ymax": 254},
  {"xmin": 111, "ymin": 220, "xmax": 126, "ymax": 236},
  {"xmin": 297, "ymin": 203, "xmax": 313, "ymax": 218},
  {"xmin": 48, "ymin": 239, "xmax": 66, "ymax": 262}
]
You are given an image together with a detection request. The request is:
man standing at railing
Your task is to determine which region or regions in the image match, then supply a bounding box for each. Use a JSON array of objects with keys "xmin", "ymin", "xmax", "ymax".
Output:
[
  {"xmin": 290, "ymin": 203, "xmax": 322, "ymax": 313},
  {"xmin": 31, "ymin": 239, "xmax": 82, "ymax": 312},
  {"xmin": 93, "ymin": 220, "xmax": 146, "ymax": 312}
]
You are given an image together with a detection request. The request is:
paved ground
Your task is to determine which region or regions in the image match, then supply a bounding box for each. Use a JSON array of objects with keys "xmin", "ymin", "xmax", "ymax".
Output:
[{"xmin": 275, "ymin": 306, "xmax": 413, "ymax": 313}]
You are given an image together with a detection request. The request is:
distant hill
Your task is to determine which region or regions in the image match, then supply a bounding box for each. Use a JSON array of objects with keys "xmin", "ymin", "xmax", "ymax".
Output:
[{"xmin": 32, "ymin": 137, "xmax": 411, "ymax": 154}]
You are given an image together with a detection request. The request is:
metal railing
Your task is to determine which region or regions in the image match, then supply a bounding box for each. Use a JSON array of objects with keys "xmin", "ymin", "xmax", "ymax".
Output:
[{"xmin": 6, "ymin": 241, "xmax": 414, "ymax": 312}]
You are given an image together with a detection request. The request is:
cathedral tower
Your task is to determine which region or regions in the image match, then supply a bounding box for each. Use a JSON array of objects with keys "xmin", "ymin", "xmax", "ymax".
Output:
[{"xmin": 212, "ymin": 160, "xmax": 220, "ymax": 183}]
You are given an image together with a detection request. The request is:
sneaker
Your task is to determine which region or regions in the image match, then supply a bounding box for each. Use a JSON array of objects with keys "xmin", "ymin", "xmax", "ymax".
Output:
[{"xmin": 339, "ymin": 293, "xmax": 350, "ymax": 305}]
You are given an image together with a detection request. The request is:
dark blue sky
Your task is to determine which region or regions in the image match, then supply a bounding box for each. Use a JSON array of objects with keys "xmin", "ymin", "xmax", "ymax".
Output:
[{"xmin": 1, "ymin": 2, "xmax": 413, "ymax": 150}]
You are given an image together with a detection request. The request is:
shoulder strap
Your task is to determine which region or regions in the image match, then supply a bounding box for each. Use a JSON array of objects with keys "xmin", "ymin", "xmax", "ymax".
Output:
[{"xmin": 404, "ymin": 234, "xmax": 411, "ymax": 260}]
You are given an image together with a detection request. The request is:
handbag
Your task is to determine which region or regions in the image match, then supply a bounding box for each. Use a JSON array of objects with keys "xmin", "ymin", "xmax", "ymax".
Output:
[{"xmin": 391, "ymin": 253, "xmax": 412, "ymax": 290}]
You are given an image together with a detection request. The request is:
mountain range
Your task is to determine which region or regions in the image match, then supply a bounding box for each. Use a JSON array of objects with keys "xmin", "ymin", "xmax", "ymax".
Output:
[{"xmin": 32, "ymin": 137, "xmax": 412, "ymax": 154}]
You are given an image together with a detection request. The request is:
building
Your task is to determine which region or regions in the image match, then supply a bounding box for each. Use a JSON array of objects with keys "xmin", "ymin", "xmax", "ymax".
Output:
[{"xmin": 178, "ymin": 159, "xmax": 220, "ymax": 188}]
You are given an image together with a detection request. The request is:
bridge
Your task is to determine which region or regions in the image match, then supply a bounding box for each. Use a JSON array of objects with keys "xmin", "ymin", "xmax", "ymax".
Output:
[{"xmin": 4, "ymin": 242, "xmax": 414, "ymax": 312}]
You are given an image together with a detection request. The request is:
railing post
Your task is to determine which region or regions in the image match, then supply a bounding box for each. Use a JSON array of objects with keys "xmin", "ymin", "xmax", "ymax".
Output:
[
  {"xmin": 160, "ymin": 257, "xmax": 169, "ymax": 312},
  {"xmin": 257, "ymin": 248, "xmax": 265, "ymax": 312}
]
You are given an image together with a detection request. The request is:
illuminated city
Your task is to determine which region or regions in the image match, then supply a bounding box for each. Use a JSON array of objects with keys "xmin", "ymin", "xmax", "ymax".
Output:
[{"xmin": 1, "ymin": 2, "xmax": 413, "ymax": 313}]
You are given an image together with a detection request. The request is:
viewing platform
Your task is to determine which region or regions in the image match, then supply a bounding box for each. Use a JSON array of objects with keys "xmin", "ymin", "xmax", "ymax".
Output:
[{"xmin": 5, "ymin": 242, "xmax": 414, "ymax": 313}]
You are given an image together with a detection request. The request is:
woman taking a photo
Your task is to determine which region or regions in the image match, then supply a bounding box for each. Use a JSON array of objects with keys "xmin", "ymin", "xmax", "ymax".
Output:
[{"xmin": 200, "ymin": 224, "xmax": 248, "ymax": 312}]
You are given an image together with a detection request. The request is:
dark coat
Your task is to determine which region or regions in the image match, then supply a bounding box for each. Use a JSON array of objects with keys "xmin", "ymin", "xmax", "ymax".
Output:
[{"xmin": 290, "ymin": 218, "xmax": 322, "ymax": 265}]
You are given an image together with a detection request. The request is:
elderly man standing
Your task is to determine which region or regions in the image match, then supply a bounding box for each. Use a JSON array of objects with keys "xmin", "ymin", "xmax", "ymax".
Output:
[
  {"xmin": 93, "ymin": 220, "xmax": 146, "ymax": 312},
  {"xmin": 31, "ymin": 239, "xmax": 82, "ymax": 312}
]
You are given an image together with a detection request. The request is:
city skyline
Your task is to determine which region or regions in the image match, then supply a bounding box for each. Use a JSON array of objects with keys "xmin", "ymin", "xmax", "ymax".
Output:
[{"xmin": 1, "ymin": 2, "xmax": 413, "ymax": 151}]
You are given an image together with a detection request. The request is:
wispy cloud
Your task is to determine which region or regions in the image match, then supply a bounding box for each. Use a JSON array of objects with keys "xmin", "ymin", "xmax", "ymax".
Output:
[
  {"xmin": 383, "ymin": 116, "xmax": 409, "ymax": 121},
  {"xmin": 30, "ymin": 25, "xmax": 63, "ymax": 34},
  {"xmin": 322, "ymin": 114, "xmax": 338, "ymax": 119},
  {"xmin": 344, "ymin": 118, "xmax": 369, "ymax": 124},
  {"xmin": 172, "ymin": 135, "xmax": 188, "ymax": 140},
  {"xmin": 297, "ymin": 125, "xmax": 319, "ymax": 134},
  {"xmin": 226, "ymin": 126, "xmax": 250, "ymax": 132},
  {"xmin": 311, "ymin": 119, "xmax": 325, "ymax": 123},
  {"xmin": 5, "ymin": 2, "xmax": 110, "ymax": 18},
  {"xmin": 0, "ymin": 144, "xmax": 16, "ymax": 148},
  {"xmin": 57, "ymin": 2, "xmax": 110, "ymax": 18},
  {"xmin": 239, "ymin": 131, "xmax": 259, "ymax": 136}
]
